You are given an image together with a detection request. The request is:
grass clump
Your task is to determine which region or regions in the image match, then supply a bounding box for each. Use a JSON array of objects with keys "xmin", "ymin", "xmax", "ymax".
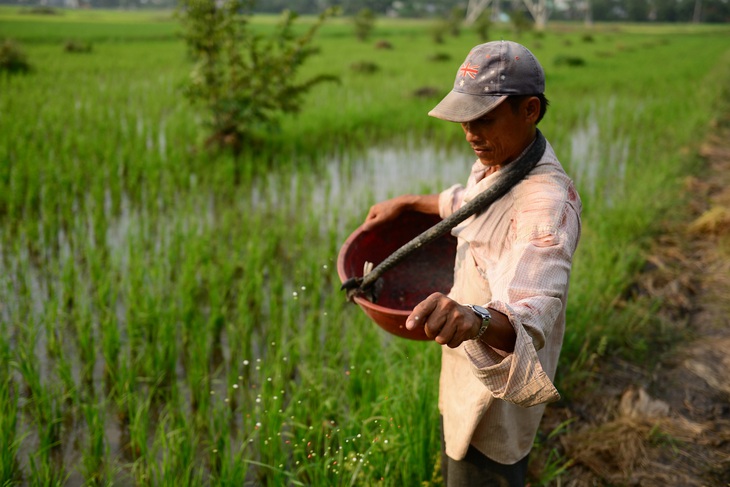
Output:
[
  {"xmin": 349, "ymin": 60, "xmax": 380, "ymax": 74},
  {"xmin": 0, "ymin": 39, "xmax": 31, "ymax": 74},
  {"xmin": 554, "ymin": 54, "xmax": 587, "ymax": 66},
  {"xmin": 63, "ymin": 39, "xmax": 93, "ymax": 53}
]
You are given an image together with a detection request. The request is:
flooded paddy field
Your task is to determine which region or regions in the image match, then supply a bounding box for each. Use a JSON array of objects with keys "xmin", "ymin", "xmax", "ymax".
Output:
[{"xmin": 1, "ymin": 8, "xmax": 730, "ymax": 485}]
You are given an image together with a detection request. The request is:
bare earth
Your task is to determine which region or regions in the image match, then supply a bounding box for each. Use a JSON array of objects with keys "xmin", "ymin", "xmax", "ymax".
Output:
[{"xmin": 535, "ymin": 112, "xmax": 730, "ymax": 486}]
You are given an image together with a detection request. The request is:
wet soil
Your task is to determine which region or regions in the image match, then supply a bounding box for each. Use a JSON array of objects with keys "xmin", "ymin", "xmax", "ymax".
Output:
[{"xmin": 534, "ymin": 112, "xmax": 730, "ymax": 486}]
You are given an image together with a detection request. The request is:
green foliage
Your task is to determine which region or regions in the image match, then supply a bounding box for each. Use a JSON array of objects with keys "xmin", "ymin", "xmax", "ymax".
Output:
[
  {"xmin": 429, "ymin": 21, "xmax": 447, "ymax": 44},
  {"xmin": 554, "ymin": 54, "xmax": 586, "ymax": 67},
  {"xmin": 353, "ymin": 8, "xmax": 376, "ymax": 42},
  {"xmin": 349, "ymin": 60, "xmax": 379, "ymax": 74},
  {"xmin": 430, "ymin": 6, "xmax": 464, "ymax": 44},
  {"xmin": 474, "ymin": 9, "xmax": 493, "ymax": 42},
  {"xmin": 19, "ymin": 6, "xmax": 61, "ymax": 15},
  {"xmin": 446, "ymin": 6, "xmax": 464, "ymax": 37},
  {"xmin": 510, "ymin": 10, "xmax": 534, "ymax": 36},
  {"xmin": 427, "ymin": 52, "xmax": 451, "ymax": 62},
  {"xmin": 63, "ymin": 39, "xmax": 93, "ymax": 53},
  {"xmin": 0, "ymin": 39, "xmax": 31, "ymax": 74},
  {"xmin": 177, "ymin": 0, "xmax": 339, "ymax": 154}
]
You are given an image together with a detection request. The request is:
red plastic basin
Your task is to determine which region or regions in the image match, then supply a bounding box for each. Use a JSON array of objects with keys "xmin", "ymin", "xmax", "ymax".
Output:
[{"xmin": 337, "ymin": 211, "xmax": 457, "ymax": 340}]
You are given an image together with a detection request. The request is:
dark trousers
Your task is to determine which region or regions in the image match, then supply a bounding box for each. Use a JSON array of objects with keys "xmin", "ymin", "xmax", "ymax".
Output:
[{"xmin": 441, "ymin": 418, "xmax": 529, "ymax": 487}]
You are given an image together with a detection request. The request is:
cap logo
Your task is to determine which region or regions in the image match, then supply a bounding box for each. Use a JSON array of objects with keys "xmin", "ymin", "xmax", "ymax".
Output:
[{"xmin": 459, "ymin": 62, "xmax": 479, "ymax": 79}]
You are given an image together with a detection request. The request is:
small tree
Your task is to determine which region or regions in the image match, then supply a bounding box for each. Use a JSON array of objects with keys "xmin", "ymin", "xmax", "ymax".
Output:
[
  {"xmin": 510, "ymin": 10, "xmax": 534, "ymax": 37},
  {"xmin": 177, "ymin": 0, "xmax": 339, "ymax": 155},
  {"xmin": 353, "ymin": 8, "xmax": 376, "ymax": 42},
  {"xmin": 447, "ymin": 6, "xmax": 465, "ymax": 37},
  {"xmin": 474, "ymin": 9, "xmax": 493, "ymax": 41}
]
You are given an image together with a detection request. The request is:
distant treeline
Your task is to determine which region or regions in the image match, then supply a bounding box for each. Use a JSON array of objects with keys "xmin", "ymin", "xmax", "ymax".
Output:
[{"xmin": 6, "ymin": 0, "xmax": 730, "ymax": 23}]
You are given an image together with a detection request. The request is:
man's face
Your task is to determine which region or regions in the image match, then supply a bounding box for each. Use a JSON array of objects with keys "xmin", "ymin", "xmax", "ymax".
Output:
[{"xmin": 460, "ymin": 97, "xmax": 537, "ymax": 168}]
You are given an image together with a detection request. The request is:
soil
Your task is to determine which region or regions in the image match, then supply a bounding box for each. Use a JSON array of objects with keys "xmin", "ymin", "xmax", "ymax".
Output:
[{"xmin": 533, "ymin": 111, "xmax": 730, "ymax": 486}]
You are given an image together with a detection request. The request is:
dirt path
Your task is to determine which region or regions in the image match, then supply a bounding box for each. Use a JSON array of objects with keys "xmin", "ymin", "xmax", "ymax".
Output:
[{"xmin": 537, "ymin": 111, "xmax": 730, "ymax": 485}]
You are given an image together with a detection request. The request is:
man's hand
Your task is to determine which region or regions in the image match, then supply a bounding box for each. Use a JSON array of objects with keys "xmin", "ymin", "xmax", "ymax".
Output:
[
  {"xmin": 406, "ymin": 293, "xmax": 481, "ymax": 348},
  {"xmin": 361, "ymin": 194, "xmax": 440, "ymax": 232},
  {"xmin": 362, "ymin": 198, "xmax": 405, "ymax": 232}
]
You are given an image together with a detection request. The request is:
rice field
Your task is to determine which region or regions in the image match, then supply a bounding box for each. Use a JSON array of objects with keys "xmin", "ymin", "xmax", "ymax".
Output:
[{"xmin": 1, "ymin": 7, "xmax": 730, "ymax": 485}]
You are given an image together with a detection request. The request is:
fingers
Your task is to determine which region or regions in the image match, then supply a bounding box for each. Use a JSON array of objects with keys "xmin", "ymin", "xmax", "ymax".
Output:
[
  {"xmin": 362, "ymin": 196, "xmax": 411, "ymax": 231},
  {"xmin": 406, "ymin": 294, "xmax": 475, "ymax": 348}
]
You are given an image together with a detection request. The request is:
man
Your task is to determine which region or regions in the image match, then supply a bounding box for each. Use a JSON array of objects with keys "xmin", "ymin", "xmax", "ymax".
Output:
[{"xmin": 361, "ymin": 41, "xmax": 582, "ymax": 486}]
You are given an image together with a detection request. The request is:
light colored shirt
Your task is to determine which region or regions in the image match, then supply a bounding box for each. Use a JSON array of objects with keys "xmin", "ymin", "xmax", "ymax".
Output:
[{"xmin": 437, "ymin": 141, "xmax": 582, "ymax": 464}]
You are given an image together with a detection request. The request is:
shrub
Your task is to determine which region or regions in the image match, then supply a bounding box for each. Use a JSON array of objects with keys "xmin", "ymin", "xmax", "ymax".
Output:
[
  {"xmin": 554, "ymin": 54, "xmax": 586, "ymax": 67},
  {"xmin": 427, "ymin": 52, "xmax": 451, "ymax": 62},
  {"xmin": 349, "ymin": 61, "xmax": 379, "ymax": 74},
  {"xmin": 353, "ymin": 8, "xmax": 375, "ymax": 42},
  {"xmin": 21, "ymin": 6, "xmax": 61, "ymax": 15},
  {"xmin": 412, "ymin": 86, "xmax": 441, "ymax": 99},
  {"xmin": 177, "ymin": 0, "xmax": 339, "ymax": 155},
  {"xmin": 474, "ymin": 10, "xmax": 492, "ymax": 42},
  {"xmin": 446, "ymin": 6, "xmax": 464, "ymax": 37},
  {"xmin": 510, "ymin": 10, "xmax": 533, "ymax": 36},
  {"xmin": 429, "ymin": 22, "xmax": 448, "ymax": 44},
  {"xmin": 0, "ymin": 39, "xmax": 31, "ymax": 75},
  {"xmin": 64, "ymin": 39, "xmax": 93, "ymax": 53}
]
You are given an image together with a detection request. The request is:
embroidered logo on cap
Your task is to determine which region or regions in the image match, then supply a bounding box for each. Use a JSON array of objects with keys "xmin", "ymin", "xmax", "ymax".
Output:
[{"xmin": 458, "ymin": 62, "xmax": 479, "ymax": 79}]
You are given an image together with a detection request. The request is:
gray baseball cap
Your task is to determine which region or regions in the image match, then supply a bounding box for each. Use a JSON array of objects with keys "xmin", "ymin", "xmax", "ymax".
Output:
[{"xmin": 428, "ymin": 40, "xmax": 545, "ymax": 123}]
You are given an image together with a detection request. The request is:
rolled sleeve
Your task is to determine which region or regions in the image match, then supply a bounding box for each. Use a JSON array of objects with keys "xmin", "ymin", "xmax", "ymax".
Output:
[
  {"xmin": 464, "ymin": 300, "xmax": 561, "ymax": 407},
  {"xmin": 463, "ymin": 206, "xmax": 580, "ymax": 408}
]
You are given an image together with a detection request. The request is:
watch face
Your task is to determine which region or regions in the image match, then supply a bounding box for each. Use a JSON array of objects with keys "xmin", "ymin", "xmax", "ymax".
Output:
[
  {"xmin": 470, "ymin": 305, "xmax": 490, "ymax": 319},
  {"xmin": 472, "ymin": 305, "xmax": 488, "ymax": 315}
]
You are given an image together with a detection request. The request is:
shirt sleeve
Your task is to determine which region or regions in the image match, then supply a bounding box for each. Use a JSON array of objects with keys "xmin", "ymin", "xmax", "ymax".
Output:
[
  {"xmin": 463, "ymin": 197, "xmax": 581, "ymax": 408},
  {"xmin": 438, "ymin": 184, "xmax": 465, "ymax": 219}
]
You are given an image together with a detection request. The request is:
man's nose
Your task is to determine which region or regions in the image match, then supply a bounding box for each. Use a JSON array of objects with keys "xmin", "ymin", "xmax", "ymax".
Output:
[{"xmin": 464, "ymin": 123, "xmax": 481, "ymax": 142}]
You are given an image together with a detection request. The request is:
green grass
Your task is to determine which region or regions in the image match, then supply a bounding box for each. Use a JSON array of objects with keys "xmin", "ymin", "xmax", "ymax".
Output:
[{"xmin": 1, "ymin": 7, "xmax": 730, "ymax": 485}]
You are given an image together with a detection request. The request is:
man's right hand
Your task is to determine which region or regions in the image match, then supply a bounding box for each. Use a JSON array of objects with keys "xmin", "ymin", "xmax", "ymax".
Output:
[{"xmin": 361, "ymin": 194, "xmax": 440, "ymax": 232}]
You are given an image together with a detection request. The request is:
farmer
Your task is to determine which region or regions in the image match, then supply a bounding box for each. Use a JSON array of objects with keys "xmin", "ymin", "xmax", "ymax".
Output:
[{"xmin": 361, "ymin": 40, "xmax": 582, "ymax": 486}]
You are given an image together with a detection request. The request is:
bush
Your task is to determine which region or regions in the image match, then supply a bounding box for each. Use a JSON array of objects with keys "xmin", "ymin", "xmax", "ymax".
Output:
[
  {"xmin": 353, "ymin": 8, "xmax": 375, "ymax": 42},
  {"xmin": 447, "ymin": 6, "xmax": 464, "ymax": 37},
  {"xmin": 20, "ymin": 6, "xmax": 61, "ymax": 15},
  {"xmin": 0, "ymin": 39, "xmax": 31, "ymax": 75},
  {"xmin": 474, "ymin": 10, "xmax": 492, "ymax": 42},
  {"xmin": 429, "ymin": 22, "xmax": 448, "ymax": 44},
  {"xmin": 64, "ymin": 39, "xmax": 93, "ymax": 53},
  {"xmin": 349, "ymin": 61, "xmax": 379, "ymax": 74},
  {"xmin": 177, "ymin": 0, "xmax": 339, "ymax": 155},
  {"xmin": 554, "ymin": 54, "xmax": 586, "ymax": 67},
  {"xmin": 510, "ymin": 10, "xmax": 534, "ymax": 36},
  {"xmin": 427, "ymin": 52, "xmax": 451, "ymax": 62}
]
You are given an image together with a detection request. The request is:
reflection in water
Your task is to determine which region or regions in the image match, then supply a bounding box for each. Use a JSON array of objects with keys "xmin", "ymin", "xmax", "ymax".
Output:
[{"xmin": 568, "ymin": 98, "xmax": 631, "ymax": 206}]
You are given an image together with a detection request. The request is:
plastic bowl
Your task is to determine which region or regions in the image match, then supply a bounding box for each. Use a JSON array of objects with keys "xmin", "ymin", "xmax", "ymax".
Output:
[{"xmin": 337, "ymin": 211, "xmax": 457, "ymax": 340}]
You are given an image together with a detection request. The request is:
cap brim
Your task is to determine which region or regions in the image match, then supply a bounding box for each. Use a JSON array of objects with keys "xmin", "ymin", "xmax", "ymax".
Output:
[{"xmin": 428, "ymin": 92, "xmax": 508, "ymax": 123}]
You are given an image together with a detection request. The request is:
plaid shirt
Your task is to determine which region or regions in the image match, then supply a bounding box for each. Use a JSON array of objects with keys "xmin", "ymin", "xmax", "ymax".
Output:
[{"xmin": 437, "ymin": 141, "xmax": 582, "ymax": 464}]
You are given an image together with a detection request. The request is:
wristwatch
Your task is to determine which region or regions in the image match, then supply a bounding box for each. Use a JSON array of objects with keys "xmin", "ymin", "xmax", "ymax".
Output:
[{"xmin": 465, "ymin": 304, "xmax": 491, "ymax": 341}]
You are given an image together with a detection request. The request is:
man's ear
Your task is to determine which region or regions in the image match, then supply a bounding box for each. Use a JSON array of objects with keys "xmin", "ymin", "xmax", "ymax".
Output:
[{"xmin": 524, "ymin": 96, "xmax": 540, "ymax": 123}]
